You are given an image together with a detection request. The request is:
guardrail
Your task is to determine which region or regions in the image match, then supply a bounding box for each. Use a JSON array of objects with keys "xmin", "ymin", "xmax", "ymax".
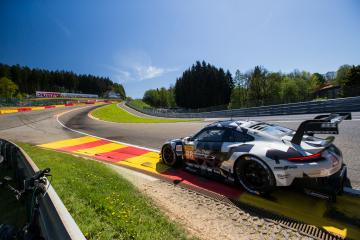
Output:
[
  {"xmin": 126, "ymin": 96, "xmax": 360, "ymax": 118},
  {"xmin": 0, "ymin": 139, "xmax": 85, "ymax": 240}
]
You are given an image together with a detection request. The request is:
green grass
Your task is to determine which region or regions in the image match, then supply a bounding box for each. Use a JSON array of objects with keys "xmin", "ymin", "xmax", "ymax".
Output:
[
  {"xmin": 91, "ymin": 103, "xmax": 198, "ymax": 123},
  {"xmin": 18, "ymin": 143, "xmax": 193, "ymax": 240},
  {"xmin": 130, "ymin": 99, "xmax": 151, "ymax": 109}
]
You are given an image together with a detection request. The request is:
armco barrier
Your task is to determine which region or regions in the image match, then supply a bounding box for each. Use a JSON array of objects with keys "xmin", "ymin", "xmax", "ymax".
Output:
[
  {"xmin": 126, "ymin": 96, "xmax": 360, "ymax": 118},
  {"xmin": 0, "ymin": 139, "xmax": 86, "ymax": 240}
]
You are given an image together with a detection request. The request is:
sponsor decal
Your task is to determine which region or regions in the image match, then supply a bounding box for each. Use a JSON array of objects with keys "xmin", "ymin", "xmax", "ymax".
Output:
[
  {"xmin": 276, "ymin": 173, "xmax": 290, "ymax": 179},
  {"xmin": 36, "ymin": 91, "xmax": 98, "ymax": 98},
  {"xmin": 274, "ymin": 165, "xmax": 297, "ymax": 170}
]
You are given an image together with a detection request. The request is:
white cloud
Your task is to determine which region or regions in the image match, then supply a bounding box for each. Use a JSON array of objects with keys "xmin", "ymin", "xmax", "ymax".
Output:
[
  {"xmin": 134, "ymin": 65, "xmax": 165, "ymax": 80},
  {"xmin": 103, "ymin": 51, "xmax": 178, "ymax": 83}
]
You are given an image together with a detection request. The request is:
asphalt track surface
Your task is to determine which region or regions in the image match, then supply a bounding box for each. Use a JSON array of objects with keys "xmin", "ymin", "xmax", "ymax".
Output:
[
  {"xmin": 61, "ymin": 105, "xmax": 360, "ymax": 189},
  {"xmin": 0, "ymin": 105, "xmax": 359, "ymax": 189}
]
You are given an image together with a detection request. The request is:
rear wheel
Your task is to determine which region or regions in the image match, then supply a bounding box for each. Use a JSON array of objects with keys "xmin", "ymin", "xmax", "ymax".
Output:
[
  {"xmin": 161, "ymin": 144, "xmax": 179, "ymax": 167},
  {"xmin": 234, "ymin": 156, "xmax": 275, "ymax": 195}
]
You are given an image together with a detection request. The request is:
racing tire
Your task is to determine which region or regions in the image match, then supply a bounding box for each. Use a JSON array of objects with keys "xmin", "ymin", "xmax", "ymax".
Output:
[
  {"xmin": 161, "ymin": 144, "xmax": 180, "ymax": 167},
  {"xmin": 234, "ymin": 155, "xmax": 275, "ymax": 195}
]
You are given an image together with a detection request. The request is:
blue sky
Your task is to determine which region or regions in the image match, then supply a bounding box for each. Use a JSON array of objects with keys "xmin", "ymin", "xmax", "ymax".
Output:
[{"xmin": 1, "ymin": 0, "xmax": 359, "ymax": 98}]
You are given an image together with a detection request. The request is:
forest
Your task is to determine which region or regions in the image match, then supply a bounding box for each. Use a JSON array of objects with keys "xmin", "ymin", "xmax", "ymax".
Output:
[
  {"xmin": 0, "ymin": 63, "xmax": 126, "ymax": 99},
  {"xmin": 141, "ymin": 61, "xmax": 360, "ymax": 109}
]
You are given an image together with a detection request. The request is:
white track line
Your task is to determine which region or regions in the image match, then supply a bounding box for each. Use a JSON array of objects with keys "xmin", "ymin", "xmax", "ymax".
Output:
[
  {"xmin": 56, "ymin": 106, "xmax": 160, "ymax": 153},
  {"xmin": 117, "ymin": 102, "xmax": 144, "ymax": 118}
]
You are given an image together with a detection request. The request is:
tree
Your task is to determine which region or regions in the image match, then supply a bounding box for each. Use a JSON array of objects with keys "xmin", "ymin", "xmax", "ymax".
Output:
[
  {"xmin": 142, "ymin": 87, "xmax": 176, "ymax": 108},
  {"xmin": 248, "ymin": 66, "xmax": 267, "ymax": 106},
  {"xmin": 143, "ymin": 89, "xmax": 159, "ymax": 107},
  {"xmin": 167, "ymin": 86, "xmax": 176, "ymax": 108},
  {"xmin": 0, "ymin": 63, "xmax": 126, "ymax": 98},
  {"xmin": 266, "ymin": 72, "xmax": 282, "ymax": 104},
  {"xmin": 311, "ymin": 73, "xmax": 326, "ymax": 87},
  {"xmin": 112, "ymin": 83, "xmax": 126, "ymax": 99},
  {"xmin": 175, "ymin": 61, "xmax": 234, "ymax": 109},
  {"xmin": 229, "ymin": 70, "xmax": 249, "ymax": 108},
  {"xmin": 336, "ymin": 64, "xmax": 352, "ymax": 96},
  {"xmin": 336, "ymin": 65, "xmax": 351, "ymax": 86},
  {"xmin": 342, "ymin": 65, "xmax": 360, "ymax": 97},
  {"xmin": 280, "ymin": 77, "xmax": 299, "ymax": 103},
  {"xmin": 0, "ymin": 77, "xmax": 18, "ymax": 98}
]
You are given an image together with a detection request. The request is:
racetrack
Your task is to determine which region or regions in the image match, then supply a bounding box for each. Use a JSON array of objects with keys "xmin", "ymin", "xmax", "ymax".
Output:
[
  {"xmin": 1, "ymin": 104, "xmax": 360, "ymax": 239},
  {"xmin": 1, "ymin": 104, "xmax": 359, "ymax": 188},
  {"xmin": 60, "ymin": 105, "xmax": 360, "ymax": 189}
]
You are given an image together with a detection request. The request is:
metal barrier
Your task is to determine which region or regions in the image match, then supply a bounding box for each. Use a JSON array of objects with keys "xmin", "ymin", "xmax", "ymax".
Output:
[
  {"xmin": 126, "ymin": 96, "xmax": 360, "ymax": 118},
  {"xmin": 0, "ymin": 139, "xmax": 85, "ymax": 240}
]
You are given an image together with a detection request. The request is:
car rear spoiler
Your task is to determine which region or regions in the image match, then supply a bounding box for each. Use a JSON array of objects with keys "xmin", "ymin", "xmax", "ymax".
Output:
[{"xmin": 291, "ymin": 112, "xmax": 352, "ymax": 145}]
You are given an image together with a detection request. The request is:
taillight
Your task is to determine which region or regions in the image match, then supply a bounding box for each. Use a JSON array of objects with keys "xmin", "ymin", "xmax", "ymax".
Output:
[{"xmin": 287, "ymin": 152, "xmax": 321, "ymax": 161}]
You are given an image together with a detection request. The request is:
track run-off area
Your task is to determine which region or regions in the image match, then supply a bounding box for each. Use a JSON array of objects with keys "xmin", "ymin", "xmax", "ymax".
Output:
[{"xmin": 1, "ymin": 103, "xmax": 360, "ymax": 239}]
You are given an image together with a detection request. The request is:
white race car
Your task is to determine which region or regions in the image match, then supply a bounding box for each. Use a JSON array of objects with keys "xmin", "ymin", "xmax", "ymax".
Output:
[{"xmin": 161, "ymin": 113, "xmax": 351, "ymax": 198}]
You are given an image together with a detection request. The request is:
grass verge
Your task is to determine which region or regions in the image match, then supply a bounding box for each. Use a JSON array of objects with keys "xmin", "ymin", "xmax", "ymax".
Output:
[
  {"xmin": 129, "ymin": 99, "xmax": 151, "ymax": 109},
  {"xmin": 91, "ymin": 103, "xmax": 198, "ymax": 123},
  {"xmin": 18, "ymin": 143, "xmax": 193, "ymax": 240}
]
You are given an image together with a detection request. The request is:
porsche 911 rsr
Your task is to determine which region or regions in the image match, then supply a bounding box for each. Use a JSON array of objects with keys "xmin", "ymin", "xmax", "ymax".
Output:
[{"xmin": 160, "ymin": 113, "xmax": 351, "ymax": 198}]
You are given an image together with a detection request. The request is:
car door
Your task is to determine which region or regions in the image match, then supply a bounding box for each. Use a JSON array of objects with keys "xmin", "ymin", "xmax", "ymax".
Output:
[
  {"xmin": 193, "ymin": 127, "xmax": 226, "ymax": 168},
  {"xmin": 222, "ymin": 129, "xmax": 255, "ymax": 158}
]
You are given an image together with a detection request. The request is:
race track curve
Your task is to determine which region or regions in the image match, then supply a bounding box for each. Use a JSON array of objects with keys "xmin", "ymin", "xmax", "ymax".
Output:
[{"xmin": 58, "ymin": 104, "xmax": 360, "ymax": 189}]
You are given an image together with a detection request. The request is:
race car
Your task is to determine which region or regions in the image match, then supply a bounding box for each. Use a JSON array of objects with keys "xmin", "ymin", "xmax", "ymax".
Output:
[{"xmin": 160, "ymin": 113, "xmax": 351, "ymax": 198}]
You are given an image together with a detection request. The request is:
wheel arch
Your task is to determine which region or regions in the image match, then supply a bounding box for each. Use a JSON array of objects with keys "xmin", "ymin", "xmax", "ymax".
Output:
[
  {"xmin": 233, "ymin": 153, "xmax": 270, "ymax": 172},
  {"xmin": 233, "ymin": 153, "xmax": 276, "ymax": 195}
]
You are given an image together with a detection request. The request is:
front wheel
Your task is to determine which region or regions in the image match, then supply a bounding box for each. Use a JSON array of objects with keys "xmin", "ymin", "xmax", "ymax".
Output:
[
  {"xmin": 161, "ymin": 144, "xmax": 180, "ymax": 167},
  {"xmin": 234, "ymin": 156, "xmax": 275, "ymax": 195}
]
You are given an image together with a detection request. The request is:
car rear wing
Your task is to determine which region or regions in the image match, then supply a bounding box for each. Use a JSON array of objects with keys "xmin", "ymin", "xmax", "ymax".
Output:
[{"xmin": 291, "ymin": 112, "xmax": 352, "ymax": 145}]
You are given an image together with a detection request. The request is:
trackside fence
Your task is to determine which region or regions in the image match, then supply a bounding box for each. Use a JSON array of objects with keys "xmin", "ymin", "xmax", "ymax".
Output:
[{"xmin": 126, "ymin": 96, "xmax": 360, "ymax": 118}]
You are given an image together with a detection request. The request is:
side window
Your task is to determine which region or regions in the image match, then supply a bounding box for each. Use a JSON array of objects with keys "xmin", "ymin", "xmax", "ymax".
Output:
[
  {"xmin": 196, "ymin": 129, "xmax": 226, "ymax": 142},
  {"xmin": 226, "ymin": 130, "xmax": 254, "ymax": 142}
]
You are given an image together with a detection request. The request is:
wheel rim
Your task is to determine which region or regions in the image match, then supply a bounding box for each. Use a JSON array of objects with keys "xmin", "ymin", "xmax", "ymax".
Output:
[
  {"xmin": 237, "ymin": 159, "xmax": 269, "ymax": 190},
  {"xmin": 162, "ymin": 146, "xmax": 175, "ymax": 165}
]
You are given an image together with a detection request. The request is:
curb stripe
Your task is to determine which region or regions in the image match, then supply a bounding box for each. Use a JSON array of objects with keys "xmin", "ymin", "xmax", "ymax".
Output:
[
  {"xmin": 38, "ymin": 136, "xmax": 99, "ymax": 149},
  {"xmin": 58, "ymin": 139, "xmax": 110, "ymax": 152},
  {"xmin": 0, "ymin": 102, "xmax": 109, "ymax": 115},
  {"xmin": 74, "ymin": 143, "xmax": 127, "ymax": 156},
  {"xmin": 94, "ymin": 152, "xmax": 136, "ymax": 163}
]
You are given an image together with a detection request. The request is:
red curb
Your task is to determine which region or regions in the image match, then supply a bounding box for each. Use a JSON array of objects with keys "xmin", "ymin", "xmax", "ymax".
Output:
[
  {"xmin": 44, "ymin": 105, "xmax": 56, "ymax": 109},
  {"xmin": 17, "ymin": 107, "xmax": 32, "ymax": 112},
  {"xmin": 58, "ymin": 139, "xmax": 110, "ymax": 152}
]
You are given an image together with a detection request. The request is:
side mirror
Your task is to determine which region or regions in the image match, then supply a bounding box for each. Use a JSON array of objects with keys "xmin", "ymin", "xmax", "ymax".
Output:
[{"xmin": 184, "ymin": 136, "xmax": 193, "ymax": 142}]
